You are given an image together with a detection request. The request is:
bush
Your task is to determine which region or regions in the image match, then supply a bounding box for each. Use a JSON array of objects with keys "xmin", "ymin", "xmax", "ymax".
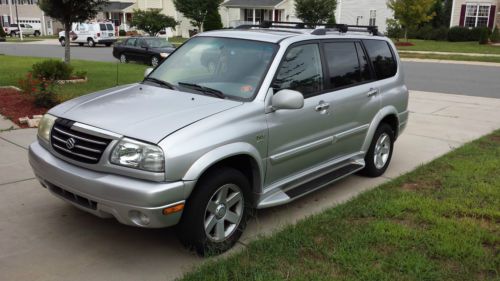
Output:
[
  {"xmin": 32, "ymin": 60, "xmax": 73, "ymax": 81},
  {"xmin": 119, "ymin": 29, "xmax": 126, "ymax": 36},
  {"xmin": 203, "ymin": 7, "xmax": 223, "ymax": 31},
  {"xmin": 448, "ymin": 26, "xmax": 489, "ymax": 42},
  {"xmin": 490, "ymin": 28, "xmax": 500, "ymax": 43},
  {"xmin": 18, "ymin": 73, "xmax": 58, "ymax": 108},
  {"xmin": 479, "ymin": 28, "xmax": 489, "ymax": 44}
]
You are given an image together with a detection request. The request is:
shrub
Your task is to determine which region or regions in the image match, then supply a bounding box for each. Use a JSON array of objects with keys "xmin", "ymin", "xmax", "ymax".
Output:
[
  {"xmin": 203, "ymin": 7, "xmax": 223, "ymax": 31},
  {"xmin": 490, "ymin": 28, "xmax": 500, "ymax": 43},
  {"xmin": 119, "ymin": 29, "xmax": 126, "ymax": 36},
  {"xmin": 32, "ymin": 59, "xmax": 73, "ymax": 81},
  {"xmin": 479, "ymin": 28, "xmax": 489, "ymax": 44},
  {"xmin": 0, "ymin": 23, "xmax": 6, "ymax": 38},
  {"xmin": 18, "ymin": 73, "xmax": 58, "ymax": 108}
]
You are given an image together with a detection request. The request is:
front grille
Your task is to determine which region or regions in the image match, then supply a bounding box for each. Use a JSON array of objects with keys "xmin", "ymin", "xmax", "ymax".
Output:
[
  {"xmin": 48, "ymin": 184, "xmax": 97, "ymax": 210},
  {"xmin": 51, "ymin": 118, "xmax": 111, "ymax": 164}
]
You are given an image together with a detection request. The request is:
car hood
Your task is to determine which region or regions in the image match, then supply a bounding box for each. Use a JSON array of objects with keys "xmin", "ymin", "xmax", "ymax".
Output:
[{"xmin": 49, "ymin": 84, "xmax": 242, "ymax": 143}]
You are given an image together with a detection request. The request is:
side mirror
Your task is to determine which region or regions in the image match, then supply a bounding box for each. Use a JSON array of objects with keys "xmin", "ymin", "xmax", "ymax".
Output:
[
  {"xmin": 271, "ymin": 89, "xmax": 304, "ymax": 111},
  {"xmin": 144, "ymin": 67, "xmax": 153, "ymax": 77}
]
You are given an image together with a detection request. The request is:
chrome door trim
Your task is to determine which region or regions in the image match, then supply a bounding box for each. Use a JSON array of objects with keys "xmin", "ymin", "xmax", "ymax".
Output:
[{"xmin": 334, "ymin": 124, "xmax": 370, "ymax": 141}]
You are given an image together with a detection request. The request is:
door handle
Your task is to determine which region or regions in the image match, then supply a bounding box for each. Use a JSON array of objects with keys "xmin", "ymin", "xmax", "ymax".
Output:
[
  {"xmin": 367, "ymin": 88, "xmax": 379, "ymax": 97},
  {"xmin": 315, "ymin": 101, "xmax": 330, "ymax": 112}
]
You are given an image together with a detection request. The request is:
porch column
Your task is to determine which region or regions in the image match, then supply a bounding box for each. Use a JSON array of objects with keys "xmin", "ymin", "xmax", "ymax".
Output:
[
  {"xmin": 253, "ymin": 8, "xmax": 256, "ymax": 24},
  {"xmin": 272, "ymin": 9, "xmax": 275, "ymax": 21},
  {"xmin": 123, "ymin": 12, "xmax": 127, "ymax": 31}
]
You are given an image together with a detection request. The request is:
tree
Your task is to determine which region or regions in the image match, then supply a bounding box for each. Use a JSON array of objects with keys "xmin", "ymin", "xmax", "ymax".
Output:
[
  {"xmin": 38, "ymin": 0, "xmax": 108, "ymax": 63},
  {"xmin": 130, "ymin": 9, "xmax": 177, "ymax": 36},
  {"xmin": 294, "ymin": 0, "xmax": 337, "ymax": 27},
  {"xmin": 203, "ymin": 4, "xmax": 223, "ymax": 31},
  {"xmin": 174, "ymin": 0, "xmax": 222, "ymax": 32},
  {"xmin": 387, "ymin": 0, "xmax": 436, "ymax": 41},
  {"xmin": 0, "ymin": 22, "xmax": 6, "ymax": 38},
  {"xmin": 430, "ymin": 0, "xmax": 452, "ymax": 28}
]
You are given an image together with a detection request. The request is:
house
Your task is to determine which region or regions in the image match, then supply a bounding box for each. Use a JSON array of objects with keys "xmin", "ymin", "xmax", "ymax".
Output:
[
  {"xmin": 0, "ymin": 0, "xmax": 62, "ymax": 35},
  {"xmin": 336, "ymin": 0, "xmax": 393, "ymax": 33},
  {"xmin": 221, "ymin": 0, "xmax": 300, "ymax": 28},
  {"xmin": 450, "ymin": 0, "xmax": 498, "ymax": 29}
]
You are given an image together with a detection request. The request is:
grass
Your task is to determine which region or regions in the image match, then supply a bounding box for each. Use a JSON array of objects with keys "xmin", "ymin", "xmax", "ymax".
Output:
[
  {"xmin": 400, "ymin": 53, "xmax": 500, "ymax": 63},
  {"xmin": 395, "ymin": 39, "xmax": 500, "ymax": 55},
  {"xmin": 181, "ymin": 130, "xmax": 500, "ymax": 281},
  {"xmin": 0, "ymin": 55, "xmax": 148, "ymax": 101}
]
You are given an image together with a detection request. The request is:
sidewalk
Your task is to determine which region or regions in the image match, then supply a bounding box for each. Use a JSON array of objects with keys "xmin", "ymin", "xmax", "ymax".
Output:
[
  {"xmin": 1, "ymin": 91, "xmax": 500, "ymax": 281},
  {"xmin": 398, "ymin": 50, "xmax": 500, "ymax": 57}
]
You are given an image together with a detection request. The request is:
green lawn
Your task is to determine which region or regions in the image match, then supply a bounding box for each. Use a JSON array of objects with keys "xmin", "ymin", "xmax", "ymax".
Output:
[
  {"xmin": 400, "ymin": 53, "xmax": 500, "ymax": 63},
  {"xmin": 182, "ymin": 131, "xmax": 500, "ymax": 281},
  {"xmin": 395, "ymin": 39, "xmax": 500, "ymax": 55},
  {"xmin": 0, "ymin": 55, "xmax": 147, "ymax": 101}
]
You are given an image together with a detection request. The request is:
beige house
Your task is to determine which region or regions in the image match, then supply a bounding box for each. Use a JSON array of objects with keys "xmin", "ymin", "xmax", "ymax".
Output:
[
  {"xmin": 221, "ymin": 0, "xmax": 300, "ymax": 28},
  {"xmin": 450, "ymin": 0, "xmax": 498, "ymax": 28},
  {"xmin": 0, "ymin": 0, "xmax": 62, "ymax": 35}
]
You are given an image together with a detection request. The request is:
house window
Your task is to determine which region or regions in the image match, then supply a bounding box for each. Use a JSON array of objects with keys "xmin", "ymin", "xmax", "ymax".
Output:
[
  {"xmin": 465, "ymin": 4, "xmax": 490, "ymax": 27},
  {"xmin": 369, "ymin": 10, "xmax": 376, "ymax": 26}
]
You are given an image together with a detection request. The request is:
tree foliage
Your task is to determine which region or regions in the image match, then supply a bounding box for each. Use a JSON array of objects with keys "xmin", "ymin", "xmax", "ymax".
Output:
[
  {"xmin": 203, "ymin": 3, "xmax": 223, "ymax": 31},
  {"xmin": 294, "ymin": 0, "xmax": 337, "ymax": 26},
  {"xmin": 174, "ymin": 0, "xmax": 222, "ymax": 32},
  {"xmin": 130, "ymin": 9, "xmax": 177, "ymax": 36},
  {"xmin": 387, "ymin": 0, "xmax": 436, "ymax": 41},
  {"xmin": 38, "ymin": 0, "xmax": 108, "ymax": 63},
  {"xmin": 430, "ymin": 0, "xmax": 452, "ymax": 28},
  {"xmin": 0, "ymin": 22, "xmax": 6, "ymax": 38}
]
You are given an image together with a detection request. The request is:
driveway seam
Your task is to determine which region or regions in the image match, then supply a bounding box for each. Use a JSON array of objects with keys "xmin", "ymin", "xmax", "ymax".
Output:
[
  {"xmin": 405, "ymin": 133, "xmax": 463, "ymax": 145},
  {"xmin": 0, "ymin": 177, "xmax": 36, "ymax": 186},
  {"xmin": 0, "ymin": 135, "xmax": 28, "ymax": 151}
]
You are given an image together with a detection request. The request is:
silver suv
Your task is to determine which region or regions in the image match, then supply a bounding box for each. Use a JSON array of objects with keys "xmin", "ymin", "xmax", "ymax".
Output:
[{"xmin": 29, "ymin": 23, "xmax": 409, "ymax": 255}]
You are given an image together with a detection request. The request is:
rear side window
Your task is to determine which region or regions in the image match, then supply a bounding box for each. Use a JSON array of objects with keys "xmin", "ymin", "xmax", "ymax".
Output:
[
  {"xmin": 273, "ymin": 44, "xmax": 323, "ymax": 97},
  {"xmin": 106, "ymin": 24, "xmax": 114, "ymax": 31},
  {"xmin": 126, "ymin": 38, "xmax": 137, "ymax": 46},
  {"xmin": 99, "ymin": 24, "xmax": 107, "ymax": 31},
  {"xmin": 323, "ymin": 42, "xmax": 371, "ymax": 90},
  {"xmin": 363, "ymin": 40, "xmax": 397, "ymax": 80}
]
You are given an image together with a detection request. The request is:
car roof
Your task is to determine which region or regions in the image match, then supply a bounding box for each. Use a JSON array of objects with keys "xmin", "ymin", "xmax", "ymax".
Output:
[{"xmin": 197, "ymin": 29, "xmax": 387, "ymax": 44}]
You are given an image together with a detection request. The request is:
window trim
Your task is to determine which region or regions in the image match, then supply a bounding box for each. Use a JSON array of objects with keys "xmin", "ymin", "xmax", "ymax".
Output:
[
  {"xmin": 465, "ymin": 3, "xmax": 491, "ymax": 28},
  {"xmin": 320, "ymin": 39, "xmax": 377, "ymax": 93}
]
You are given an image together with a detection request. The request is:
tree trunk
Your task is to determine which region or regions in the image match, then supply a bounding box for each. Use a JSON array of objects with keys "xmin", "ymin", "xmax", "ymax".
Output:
[
  {"xmin": 404, "ymin": 28, "xmax": 408, "ymax": 42},
  {"xmin": 64, "ymin": 23, "xmax": 71, "ymax": 64}
]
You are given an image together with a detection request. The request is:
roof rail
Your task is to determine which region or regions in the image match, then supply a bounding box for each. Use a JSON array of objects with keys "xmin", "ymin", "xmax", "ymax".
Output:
[{"xmin": 235, "ymin": 21, "xmax": 379, "ymax": 36}]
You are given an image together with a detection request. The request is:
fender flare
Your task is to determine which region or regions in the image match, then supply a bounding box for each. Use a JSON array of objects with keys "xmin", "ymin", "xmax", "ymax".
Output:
[
  {"xmin": 182, "ymin": 142, "xmax": 265, "ymax": 189},
  {"xmin": 361, "ymin": 106, "xmax": 400, "ymax": 152}
]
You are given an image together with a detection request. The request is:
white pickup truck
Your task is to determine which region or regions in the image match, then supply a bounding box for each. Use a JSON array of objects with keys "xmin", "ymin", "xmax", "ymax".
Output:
[{"xmin": 4, "ymin": 23, "xmax": 40, "ymax": 37}]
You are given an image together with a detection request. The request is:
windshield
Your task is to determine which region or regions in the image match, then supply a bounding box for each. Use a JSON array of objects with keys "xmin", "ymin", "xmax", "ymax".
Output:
[
  {"xmin": 145, "ymin": 38, "xmax": 173, "ymax": 48},
  {"xmin": 149, "ymin": 37, "xmax": 278, "ymax": 101}
]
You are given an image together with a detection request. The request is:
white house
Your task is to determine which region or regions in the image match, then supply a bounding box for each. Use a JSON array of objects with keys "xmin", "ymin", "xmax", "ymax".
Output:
[
  {"xmin": 336, "ymin": 0, "xmax": 393, "ymax": 33},
  {"xmin": 449, "ymin": 0, "xmax": 498, "ymax": 28},
  {"xmin": 221, "ymin": 0, "xmax": 300, "ymax": 28}
]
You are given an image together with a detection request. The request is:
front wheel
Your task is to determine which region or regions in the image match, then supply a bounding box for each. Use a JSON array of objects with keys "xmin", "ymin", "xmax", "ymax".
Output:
[
  {"xmin": 176, "ymin": 167, "xmax": 252, "ymax": 256},
  {"xmin": 87, "ymin": 38, "xmax": 95, "ymax": 47},
  {"xmin": 120, "ymin": 54, "xmax": 128, "ymax": 63},
  {"xmin": 34, "ymin": 31, "xmax": 40, "ymax": 37},
  {"xmin": 150, "ymin": 56, "xmax": 160, "ymax": 67},
  {"xmin": 360, "ymin": 123, "xmax": 395, "ymax": 177}
]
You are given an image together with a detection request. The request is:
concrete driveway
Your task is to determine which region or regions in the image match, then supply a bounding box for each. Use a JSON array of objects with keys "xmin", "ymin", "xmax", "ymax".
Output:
[{"xmin": 1, "ymin": 91, "xmax": 500, "ymax": 281}]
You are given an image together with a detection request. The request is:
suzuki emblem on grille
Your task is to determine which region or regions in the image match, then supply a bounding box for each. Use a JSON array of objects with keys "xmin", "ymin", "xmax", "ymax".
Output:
[{"xmin": 66, "ymin": 138, "xmax": 76, "ymax": 149}]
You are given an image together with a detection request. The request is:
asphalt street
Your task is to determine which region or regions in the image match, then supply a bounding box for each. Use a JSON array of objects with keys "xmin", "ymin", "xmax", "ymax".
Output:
[{"xmin": 1, "ymin": 42, "xmax": 499, "ymax": 98}]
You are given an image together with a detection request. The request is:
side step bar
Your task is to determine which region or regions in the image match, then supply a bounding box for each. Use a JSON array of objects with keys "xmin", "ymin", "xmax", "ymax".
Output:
[{"xmin": 285, "ymin": 163, "xmax": 363, "ymax": 198}]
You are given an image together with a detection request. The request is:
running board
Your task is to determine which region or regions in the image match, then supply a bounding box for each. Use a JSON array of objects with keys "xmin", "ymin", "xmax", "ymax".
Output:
[{"xmin": 257, "ymin": 163, "xmax": 364, "ymax": 208}]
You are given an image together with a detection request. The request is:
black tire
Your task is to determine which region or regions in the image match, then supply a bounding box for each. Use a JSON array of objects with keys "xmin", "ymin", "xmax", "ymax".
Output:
[
  {"xmin": 34, "ymin": 31, "xmax": 40, "ymax": 37},
  {"xmin": 10, "ymin": 31, "xmax": 16, "ymax": 37},
  {"xmin": 176, "ymin": 167, "xmax": 252, "ymax": 256},
  {"xmin": 360, "ymin": 123, "xmax": 395, "ymax": 177},
  {"xmin": 59, "ymin": 37, "xmax": 66, "ymax": 47},
  {"xmin": 105, "ymin": 43, "xmax": 112, "ymax": 47},
  {"xmin": 87, "ymin": 38, "xmax": 95, "ymax": 47}
]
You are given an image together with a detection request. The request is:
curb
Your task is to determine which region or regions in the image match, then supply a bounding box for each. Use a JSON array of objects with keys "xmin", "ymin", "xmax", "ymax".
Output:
[{"xmin": 401, "ymin": 58, "xmax": 500, "ymax": 67}]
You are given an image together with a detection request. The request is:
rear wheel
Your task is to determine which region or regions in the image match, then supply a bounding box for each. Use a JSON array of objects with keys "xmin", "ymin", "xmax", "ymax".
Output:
[
  {"xmin": 10, "ymin": 31, "xmax": 16, "ymax": 37},
  {"xmin": 87, "ymin": 38, "xmax": 95, "ymax": 47},
  {"xmin": 59, "ymin": 37, "xmax": 66, "ymax": 47},
  {"xmin": 360, "ymin": 123, "xmax": 394, "ymax": 177},
  {"xmin": 34, "ymin": 31, "xmax": 40, "ymax": 37},
  {"xmin": 150, "ymin": 56, "xmax": 160, "ymax": 67},
  {"xmin": 176, "ymin": 167, "xmax": 252, "ymax": 256},
  {"xmin": 105, "ymin": 43, "xmax": 112, "ymax": 47},
  {"xmin": 120, "ymin": 54, "xmax": 128, "ymax": 63}
]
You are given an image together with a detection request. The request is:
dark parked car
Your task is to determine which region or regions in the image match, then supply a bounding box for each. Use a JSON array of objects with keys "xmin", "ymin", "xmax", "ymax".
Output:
[{"xmin": 113, "ymin": 37, "xmax": 176, "ymax": 67}]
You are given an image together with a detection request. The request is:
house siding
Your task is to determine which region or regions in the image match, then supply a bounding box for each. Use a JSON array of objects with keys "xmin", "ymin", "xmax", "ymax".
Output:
[
  {"xmin": 337, "ymin": 0, "xmax": 393, "ymax": 33},
  {"xmin": 0, "ymin": 0, "xmax": 62, "ymax": 35},
  {"xmin": 450, "ymin": 0, "xmax": 499, "ymax": 28}
]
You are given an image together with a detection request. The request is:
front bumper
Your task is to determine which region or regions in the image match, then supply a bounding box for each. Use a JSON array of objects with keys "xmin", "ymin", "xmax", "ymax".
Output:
[{"xmin": 29, "ymin": 141, "xmax": 192, "ymax": 228}]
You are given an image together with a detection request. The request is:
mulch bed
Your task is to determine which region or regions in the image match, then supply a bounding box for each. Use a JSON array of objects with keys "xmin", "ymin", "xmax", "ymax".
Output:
[
  {"xmin": 0, "ymin": 88, "xmax": 48, "ymax": 128},
  {"xmin": 395, "ymin": 42, "xmax": 415, "ymax": 47}
]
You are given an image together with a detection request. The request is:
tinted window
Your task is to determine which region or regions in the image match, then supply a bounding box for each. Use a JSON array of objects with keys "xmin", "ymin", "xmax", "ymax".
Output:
[
  {"xmin": 355, "ymin": 42, "xmax": 371, "ymax": 81},
  {"xmin": 126, "ymin": 38, "xmax": 137, "ymax": 46},
  {"xmin": 273, "ymin": 44, "xmax": 323, "ymax": 97},
  {"xmin": 99, "ymin": 24, "xmax": 106, "ymax": 31},
  {"xmin": 106, "ymin": 24, "xmax": 114, "ymax": 31},
  {"xmin": 324, "ymin": 42, "xmax": 371, "ymax": 89},
  {"xmin": 363, "ymin": 40, "xmax": 397, "ymax": 80}
]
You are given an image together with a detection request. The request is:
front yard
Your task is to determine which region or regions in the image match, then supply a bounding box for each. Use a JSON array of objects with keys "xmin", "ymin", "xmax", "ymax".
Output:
[
  {"xmin": 182, "ymin": 130, "xmax": 500, "ymax": 281},
  {"xmin": 395, "ymin": 39, "xmax": 500, "ymax": 55}
]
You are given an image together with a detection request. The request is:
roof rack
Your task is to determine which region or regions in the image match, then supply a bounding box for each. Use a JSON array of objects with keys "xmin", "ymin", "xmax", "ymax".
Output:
[{"xmin": 235, "ymin": 21, "xmax": 379, "ymax": 36}]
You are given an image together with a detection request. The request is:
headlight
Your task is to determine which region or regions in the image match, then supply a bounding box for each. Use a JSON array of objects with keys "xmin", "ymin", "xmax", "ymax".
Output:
[
  {"xmin": 160, "ymin": 52, "xmax": 169, "ymax": 58},
  {"xmin": 37, "ymin": 114, "xmax": 57, "ymax": 143},
  {"xmin": 110, "ymin": 138, "xmax": 164, "ymax": 172}
]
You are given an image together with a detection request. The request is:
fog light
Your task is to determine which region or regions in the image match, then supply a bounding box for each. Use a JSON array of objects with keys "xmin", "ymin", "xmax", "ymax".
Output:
[{"xmin": 129, "ymin": 210, "xmax": 150, "ymax": 226}]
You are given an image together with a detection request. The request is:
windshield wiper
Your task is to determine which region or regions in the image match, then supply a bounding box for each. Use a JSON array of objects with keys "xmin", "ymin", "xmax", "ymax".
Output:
[
  {"xmin": 178, "ymin": 82, "xmax": 226, "ymax": 99},
  {"xmin": 143, "ymin": 77, "xmax": 176, "ymax": 90}
]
